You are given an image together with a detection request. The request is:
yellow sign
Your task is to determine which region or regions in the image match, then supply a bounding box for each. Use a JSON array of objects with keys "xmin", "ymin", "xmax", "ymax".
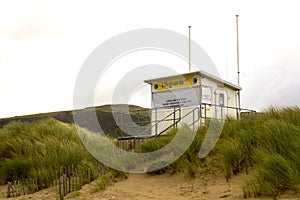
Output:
[{"xmin": 153, "ymin": 74, "xmax": 198, "ymax": 91}]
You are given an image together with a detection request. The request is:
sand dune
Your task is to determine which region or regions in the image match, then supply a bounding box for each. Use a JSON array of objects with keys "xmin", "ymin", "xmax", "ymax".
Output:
[{"xmin": 1, "ymin": 173, "xmax": 299, "ymax": 200}]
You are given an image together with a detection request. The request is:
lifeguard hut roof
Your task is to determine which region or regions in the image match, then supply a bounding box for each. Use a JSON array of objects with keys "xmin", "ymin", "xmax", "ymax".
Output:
[{"xmin": 144, "ymin": 70, "xmax": 242, "ymax": 91}]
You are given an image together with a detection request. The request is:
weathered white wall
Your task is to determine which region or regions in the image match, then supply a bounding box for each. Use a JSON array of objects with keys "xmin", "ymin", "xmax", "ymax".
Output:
[
  {"xmin": 148, "ymin": 73, "xmax": 239, "ymax": 135},
  {"xmin": 201, "ymin": 76, "xmax": 238, "ymax": 119}
]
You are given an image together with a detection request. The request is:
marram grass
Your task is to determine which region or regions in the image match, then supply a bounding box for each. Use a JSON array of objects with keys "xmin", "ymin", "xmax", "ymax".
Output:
[
  {"xmin": 140, "ymin": 106, "xmax": 300, "ymax": 198},
  {"xmin": 0, "ymin": 118, "xmax": 100, "ymax": 186},
  {"xmin": 1, "ymin": 106, "xmax": 299, "ymax": 199}
]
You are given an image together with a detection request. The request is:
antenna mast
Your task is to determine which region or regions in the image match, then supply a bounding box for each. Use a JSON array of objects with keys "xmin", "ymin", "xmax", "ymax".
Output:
[
  {"xmin": 188, "ymin": 25, "xmax": 192, "ymax": 72},
  {"xmin": 236, "ymin": 15, "xmax": 241, "ymax": 117},
  {"xmin": 236, "ymin": 15, "xmax": 240, "ymax": 86}
]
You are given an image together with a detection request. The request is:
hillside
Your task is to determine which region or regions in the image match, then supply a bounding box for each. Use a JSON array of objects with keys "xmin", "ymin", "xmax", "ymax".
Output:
[{"xmin": 0, "ymin": 104, "xmax": 150, "ymax": 138}]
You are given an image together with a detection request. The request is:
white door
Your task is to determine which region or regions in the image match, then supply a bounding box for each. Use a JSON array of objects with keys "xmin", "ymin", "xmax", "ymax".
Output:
[{"xmin": 215, "ymin": 89, "xmax": 227, "ymax": 119}]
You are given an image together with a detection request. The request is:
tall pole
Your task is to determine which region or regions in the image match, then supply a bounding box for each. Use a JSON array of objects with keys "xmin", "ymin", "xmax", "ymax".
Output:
[
  {"xmin": 236, "ymin": 15, "xmax": 241, "ymax": 118},
  {"xmin": 236, "ymin": 15, "xmax": 240, "ymax": 87},
  {"xmin": 188, "ymin": 25, "xmax": 192, "ymax": 72}
]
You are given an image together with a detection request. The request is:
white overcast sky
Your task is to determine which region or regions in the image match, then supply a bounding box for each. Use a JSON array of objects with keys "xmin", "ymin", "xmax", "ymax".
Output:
[{"xmin": 0, "ymin": 0, "xmax": 300, "ymax": 118}]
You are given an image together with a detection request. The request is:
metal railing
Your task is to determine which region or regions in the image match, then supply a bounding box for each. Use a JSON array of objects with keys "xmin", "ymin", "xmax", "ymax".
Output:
[
  {"xmin": 117, "ymin": 107, "xmax": 181, "ymax": 150},
  {"xmin": 117, "ymin": 104, "xmax": 256, "ymax": 150},
  {"xmin": 200, "ymin": 103, "xmax": 256, "ymax": 122},
  {"xmin": 118, "ymin": 108, "xmax": 181, "ymax": 140},
  {"xmin": 117, "ymin": 106, "xmax": 202, "ymax": 150},
  {"xmin": 180, "ymin": 106, "xmax": 200, "ymax": 131}
]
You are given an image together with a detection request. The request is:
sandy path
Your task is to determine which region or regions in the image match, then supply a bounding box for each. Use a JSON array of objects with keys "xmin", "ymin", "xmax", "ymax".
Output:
[
  {"xmin": 1, "ymin": 173, "xmax": 299, "ymax": 199},
  {"xmin": 65, "ymin": 173, "xmax": 247, "ymax": 200},
  {"xmin": 65, "ymin": 173, "xmax": 300, "ymax": 200}
]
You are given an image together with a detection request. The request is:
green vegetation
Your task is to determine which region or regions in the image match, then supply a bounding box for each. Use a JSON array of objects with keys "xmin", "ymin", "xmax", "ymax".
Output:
[
  {"xmin": 217, "ymin": 107, "xmax": 300, "ymax": 198},
  {"xmin": 0, "ymin": 118, "xmax": 107, "ymax": 188},
  {"xmin": 0, "ymin": 105, "xmax": 299, "ymax": 199},
  {"xmin": 139, "ymin": 106, "xmax": 300, "ymax": 199},
  {"xmin": 90, "ymin": 169, "xmax": 127, "ymax": 193},
  {"xmin": 138, "ymin": 126, "xmax": 207, "ymax": 177}
]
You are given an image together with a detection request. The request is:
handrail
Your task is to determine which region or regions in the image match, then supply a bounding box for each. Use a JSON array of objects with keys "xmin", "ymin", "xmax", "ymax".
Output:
[
  {"xmin": 116, "ymin": 106, "xmax": 181, "ymax": 128},
  {"xmin": 200, "ymin": 103, "xmax": 256, "ymax": 112},
  {"xmin": 117, "ymin": 118, "xmax": 179, "ymax": 126},
  {"xmin": 200, "ymin": 103, "xmax": 256, "ymax": 119},
  {"xmin": 182, "ymin": 107, "xmax": 200, "ymax": 130},
  {"xmin": 181, "ymin": 106, "xmax": 199, "ymax": 121},
  {"xmin": 177, "ymin": 107, "xmax": 199, "ymax": 131},
  {"xmin": 155, "ymin": 106, "xmax": 200, "ymax": 139},
  {"xmin": 117, "ymin": 108, "xmax": 181, "ymax": 141},
  {"xmin": 117, "ymin": 104, "xmax": 257, "ymax": 150}
]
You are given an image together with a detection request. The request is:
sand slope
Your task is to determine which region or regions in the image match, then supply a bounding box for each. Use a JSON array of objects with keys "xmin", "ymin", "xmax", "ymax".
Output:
[
  {"xmin": 78, "ymin": 173, "xmax": 235, "ymax": 200},
  {"xmin": 1, "ymin": 173, "xmax": 299, "ymax": 200}
]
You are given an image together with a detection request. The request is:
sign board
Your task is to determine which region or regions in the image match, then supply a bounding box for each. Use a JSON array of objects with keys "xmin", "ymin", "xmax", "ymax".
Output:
[
  {"xmin": 152, "ymin": 74, "xmax": 199, "ymax": 91},
  {"xmin": 153, "ymin": 87, "xmax": 200, "ymax": 108},
  {"xmin": 202, "ymin": 86, "xmax": 212, "ymax": 104}
]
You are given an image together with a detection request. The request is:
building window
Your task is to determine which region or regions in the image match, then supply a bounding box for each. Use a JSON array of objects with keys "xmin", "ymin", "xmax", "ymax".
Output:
[{"xmin": 219, "ymin": 94, "xmax": 224, "ymax": 106}]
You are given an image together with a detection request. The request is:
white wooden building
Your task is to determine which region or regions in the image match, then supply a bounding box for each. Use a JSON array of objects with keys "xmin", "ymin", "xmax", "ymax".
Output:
[{"xmin": 144, "ymin": 71, "xmax": 241, "ymax": 135}]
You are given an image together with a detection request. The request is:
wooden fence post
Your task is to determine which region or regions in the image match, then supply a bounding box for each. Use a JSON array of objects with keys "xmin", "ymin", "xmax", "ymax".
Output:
[
  {"xmin": 59, "ymin": 175, "xmax": 64, "ymax": 200},
  {"xmin": 7, "ymin": 182, "xmax": 11, "ymax": 198},
  {"xmin": 17, "ymin": 180, "xmax": 20, "ymax": 196},
  {"xmin": 88, "ymin": 168, "xmax": 91, "ymax": 183},
  {"xmin": 59, "ymin": 167, "xmax": 64, "ymax": 200},
  {"xmin": 34, "ymin": 177, "xmax": 38, "ymax": 192},
  {"xmin": 68, "ymin": 165, "xmax": 71, "ymax": 193},
  {"xmin": 71, "ymin": 165, "xmax": 74, "ymax": 192}
]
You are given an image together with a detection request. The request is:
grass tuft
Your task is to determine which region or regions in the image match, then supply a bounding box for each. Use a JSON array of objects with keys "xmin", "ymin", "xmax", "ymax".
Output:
[{"xmin": 0, "ymin": 118, "xmax": 103, "ymax": 187}]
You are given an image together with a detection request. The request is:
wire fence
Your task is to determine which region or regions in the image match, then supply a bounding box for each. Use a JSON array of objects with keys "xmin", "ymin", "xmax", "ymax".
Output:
[{"xmin": 7, "ymin": 163, "xmax": 107, "ymax": 199}]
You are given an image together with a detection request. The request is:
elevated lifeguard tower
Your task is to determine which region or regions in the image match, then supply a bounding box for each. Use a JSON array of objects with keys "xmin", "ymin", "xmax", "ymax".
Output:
[
  {"xmin": 117, "ymin": 70, "xmax": 256, "ymax": 150},
  {"xmin": 144, "ymin": 70, "xmax": 241, "ymax": 135}
]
